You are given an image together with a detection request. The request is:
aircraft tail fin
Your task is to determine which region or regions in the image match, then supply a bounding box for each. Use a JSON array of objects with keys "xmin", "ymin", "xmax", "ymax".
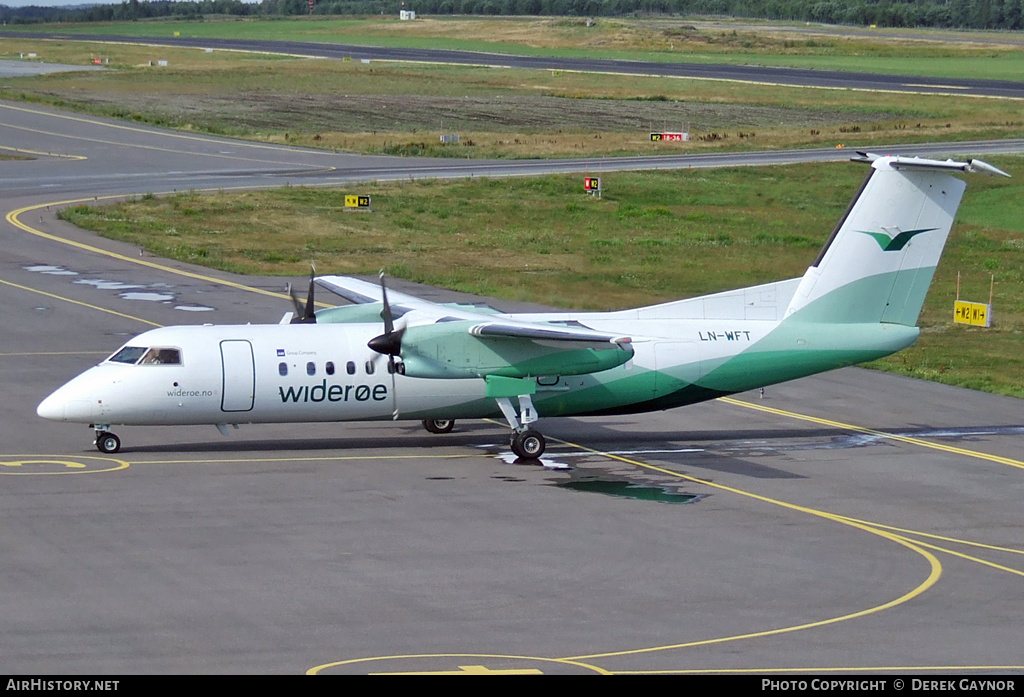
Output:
[{"xmin": 783, "ymin": 154, "xmax": 1008, "ymax": 326}]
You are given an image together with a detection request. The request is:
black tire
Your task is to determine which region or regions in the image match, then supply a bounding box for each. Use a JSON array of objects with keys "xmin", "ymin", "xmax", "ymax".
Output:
[
  {"xmin": 511, "ymin": 429, "xmax": 545, "ymax": 460},
  {"xmin": 96, "ymin": 432, "xmax": 121, "ymax": 454},
  {"xmin": 423, "ymin": 419, "xmax": 455, "ymax": 434}
]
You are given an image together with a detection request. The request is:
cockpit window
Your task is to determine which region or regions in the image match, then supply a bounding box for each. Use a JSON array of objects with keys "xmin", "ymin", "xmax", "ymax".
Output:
[
  {"xmin": 107, "ymin": 346, "xmax": 148, "ymax": 364},
  {"xmin": 139, "ymin": 348, "xmax": 182, "ymax": 365}
]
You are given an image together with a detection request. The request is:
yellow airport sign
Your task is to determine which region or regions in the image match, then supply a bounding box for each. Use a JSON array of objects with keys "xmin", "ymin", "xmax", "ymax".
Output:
[
  {"xmin": 954, "ymin": 300, "xmax": 991, "ymax": 327},
  {"xmin": 345, "ymin": 195, "xmax": 371, "ymax": 209}
]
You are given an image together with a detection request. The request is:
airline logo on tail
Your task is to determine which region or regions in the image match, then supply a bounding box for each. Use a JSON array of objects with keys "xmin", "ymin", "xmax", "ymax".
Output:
[{"xmin": 858, "ymin": 227, "xmax": 938, "ymax": 252}]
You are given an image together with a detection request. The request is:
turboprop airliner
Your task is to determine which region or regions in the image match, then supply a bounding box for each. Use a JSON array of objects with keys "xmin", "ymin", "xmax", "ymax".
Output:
[{"xmin": 37, "ymin": 154, "xmax": 1009, "ymax": 458}]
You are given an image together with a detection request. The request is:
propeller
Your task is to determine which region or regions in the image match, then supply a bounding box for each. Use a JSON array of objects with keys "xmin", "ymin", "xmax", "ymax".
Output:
[
  {"xmin": 289, "ymin": 265, "xmax": 317, "ymax": 324},
  {"xmin": 367, "ymin": 271, "xmax": 405, "ymax": 359},
  {"xmin": 367, "ymin": 271, "xmax": 405, "ymax": 419}
]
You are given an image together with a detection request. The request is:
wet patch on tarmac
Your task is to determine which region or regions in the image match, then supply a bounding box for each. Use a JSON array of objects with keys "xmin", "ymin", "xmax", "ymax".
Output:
[
  {"xmin": 24, "ymin": 264, "xmax": 215, "ymax": 312},
  {"xmin": 710, "ymin": 426, "xmax": 1024, "ymax": 455},
  {"xmin": 555, "ymin": 471, "xmax": 702, "ymax": 503},
  {"xmin": 24, "ymin": 264, "xmax": 78, "ymax": 276}
]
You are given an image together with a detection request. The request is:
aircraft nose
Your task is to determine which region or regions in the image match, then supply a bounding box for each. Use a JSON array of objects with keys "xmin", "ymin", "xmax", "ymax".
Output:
[
  {"xmin": 37, "ymin": 377, "xmax": 99, "ymax": 423},
  {"xmin": 36, "ymin": 392, "xmax": 65, "ymax": 421}
]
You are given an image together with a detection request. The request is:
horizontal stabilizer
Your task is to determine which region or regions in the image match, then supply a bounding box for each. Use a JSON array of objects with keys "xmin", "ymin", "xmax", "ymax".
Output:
[{"xmin": 853, "ymin": 152, "xmax": 1010, "ymax": 177}]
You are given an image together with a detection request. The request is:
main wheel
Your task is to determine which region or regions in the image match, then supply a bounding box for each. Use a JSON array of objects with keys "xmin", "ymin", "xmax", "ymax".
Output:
[
  {"xmin": 96, "ymin": 432, "xmax": 121, "ymax": 454},
  {"xmin": 511, "ymin": 429, "xmax": 545, "ymax": 460},
  {"xmin": 423, "ymin": 419, "xmax": 455, "ymax": 434}
]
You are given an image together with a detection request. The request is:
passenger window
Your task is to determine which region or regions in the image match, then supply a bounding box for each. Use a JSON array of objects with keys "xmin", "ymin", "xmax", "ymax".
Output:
[
  {"xmin": 346, "ymin": 361, "xmax": 356, "ymax": 375},
  {"xmin": 140, "ymin": 348, "xmax": 181, "ymax": 365},
  {"xmin": 279, "ymin": 362, "xmax": 288, "ymax": 376},
  {"xmin": 365, "ymin": 361, "xmax": 375, "ymax": 375},
  {"xmin": 306, "ymin": 362, "xmax": 316, "ymax": 376},
  {"xmin": 326, "ymin": 361, "xmax": 335, "ymax": 376}
]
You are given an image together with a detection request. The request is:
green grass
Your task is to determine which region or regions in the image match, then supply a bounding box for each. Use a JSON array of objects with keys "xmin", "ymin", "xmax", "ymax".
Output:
[
  {"xmin": 3, "ymin": 37, "xmax": 1022, "ymax": 160},
  {"xmin": 58, "ymin": 158, "xmax": 1024, "ymax": 398},
  {"xmin": 9, "ymin": 16, "xmax": 1024, "ymax": 80}
]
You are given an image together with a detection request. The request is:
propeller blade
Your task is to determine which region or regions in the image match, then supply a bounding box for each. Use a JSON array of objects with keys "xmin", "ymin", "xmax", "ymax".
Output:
[
  {"xmin": 379, "ymin": 270, "xmax": 394, "ymax": 336},
  {"xmin": 289, "ymin": 266, "xmax": 317, "ymax": 324},
  {"xmin": 303, "ymin": 266, "xmax": 316, "ymax": 321},
  {"xmin": 368, "ymin": 271, "xmax": 403, "ymax": 356},
  {"xmin": 389, "ymin": 355, "xmax": 400, "ymax": 420}
]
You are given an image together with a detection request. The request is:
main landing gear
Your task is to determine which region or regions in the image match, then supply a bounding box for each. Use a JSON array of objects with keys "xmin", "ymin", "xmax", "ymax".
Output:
[
  {"xmin": 422, "ymin": 418, "xmax": 455, "ymax": 434},
  {"xmin": 495, "ymin": 393, "xmax": 546, "ymax": 460},
  {"xmin": 93, "ymin": 426, "xmax": 121, "ymax": 454},
  {"xmin": 420, "ymin": 391, "xmax": 547, "ymax": 461}
]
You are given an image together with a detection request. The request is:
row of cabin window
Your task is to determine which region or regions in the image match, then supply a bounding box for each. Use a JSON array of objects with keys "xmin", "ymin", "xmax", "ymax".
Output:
[{"xmin": 278, "ymin": 360, "xmax": 396, "ymax": 377}]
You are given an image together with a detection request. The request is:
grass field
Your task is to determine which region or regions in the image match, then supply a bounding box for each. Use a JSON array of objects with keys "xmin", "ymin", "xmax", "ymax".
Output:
[
  {"xmin": 11, "ymin": 16, "xmax": 1024, "ymax": 80},
  {"xmin": 2, "ymin": 35, "xmax": 1022, "ymax": 159},
  {"xmin": 58, "ymin": 158, "xmax": 1024, "ymax": 398}
]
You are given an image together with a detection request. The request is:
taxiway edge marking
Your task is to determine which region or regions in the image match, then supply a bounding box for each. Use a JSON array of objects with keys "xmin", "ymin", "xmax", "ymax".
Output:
[{"xmin": 720, "ymin": 397, "xmax": 1024, "ymax": 471}]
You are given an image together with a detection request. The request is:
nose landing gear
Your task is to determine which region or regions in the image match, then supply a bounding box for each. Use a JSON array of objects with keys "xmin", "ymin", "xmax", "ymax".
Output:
[{"xmin": 93, "ymin": 426, "xmax": 121, "ymax": 454}]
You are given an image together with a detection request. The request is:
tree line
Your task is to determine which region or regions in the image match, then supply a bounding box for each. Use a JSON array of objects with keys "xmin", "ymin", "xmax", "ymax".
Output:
[{"xmin": 2, "ymin": 0, "xmax": 1022, "ymax": 30}]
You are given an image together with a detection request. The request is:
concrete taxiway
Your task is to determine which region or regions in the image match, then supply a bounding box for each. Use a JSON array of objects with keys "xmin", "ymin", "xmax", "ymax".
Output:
[{"xmin": 1, "ymin": 99, "xmax": 1022, "ymax": 675}]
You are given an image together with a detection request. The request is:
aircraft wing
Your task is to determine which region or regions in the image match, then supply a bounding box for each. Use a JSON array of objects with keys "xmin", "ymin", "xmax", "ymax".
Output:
[
  {"xmin": 315, "ymin": 275, "xmax": 501, "ymax": 321},
  {"xmin": 400, "ymin": 318, "xmax": 633, "ymax": 379},
  {"xmin": 315, "ymin": 275, "xmax": 633, "ymax": 379}
]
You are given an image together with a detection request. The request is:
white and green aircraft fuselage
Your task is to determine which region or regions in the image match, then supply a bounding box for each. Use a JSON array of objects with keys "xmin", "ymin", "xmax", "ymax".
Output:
[{"xmin": 37, "ymin": 154, "xmax": 1009, "ymax": 458}]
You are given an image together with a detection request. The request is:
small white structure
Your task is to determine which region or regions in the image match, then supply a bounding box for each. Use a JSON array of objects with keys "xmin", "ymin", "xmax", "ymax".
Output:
[{"xmin": 400, "ymin": 10, "xmax": 416, "ymax": 20}]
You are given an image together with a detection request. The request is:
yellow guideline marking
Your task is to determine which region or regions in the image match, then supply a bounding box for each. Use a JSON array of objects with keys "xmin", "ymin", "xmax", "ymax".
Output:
[
  {"xmin": 899, "ymin": 538, "xmax": 1024, "ymax": 578},
  {"xmin": 309, "ymin": 653, "xmax": 609, "ymax": 675},
  {"xmin": 719, "ymin": 397, "xmax": 1024, "ymax": 471},
  {"xmin": 372, "ymin": 665, "xmax": 543, "ymax": 675},
  {"xmin": 546, "ymin": 436, "xmax": 942, "ymax": 662},
  {"xmin": 0, "ymin": 277, "xmax": 162, "ymax": 328},
  {"xmin": 136, "ymin": 453, "xmax": 481, "ymax": 465},
  {"xmin": 0, "ymin": 459, "xmax": 84, "ymax": 469},
  {"xmin": 617, "ymin": 664, "xmax": 1024, "ymax": 675},
  {"xmin": 7, "ymin": 202, "xmax": 293, "ymax": 303},
  {"xmin": 0, "ymin": 455, "xmax": 130, "ymax": 475},
  {"xmin": 831, "ymin": 515, "xmax": 1024, "ymax": 557}
]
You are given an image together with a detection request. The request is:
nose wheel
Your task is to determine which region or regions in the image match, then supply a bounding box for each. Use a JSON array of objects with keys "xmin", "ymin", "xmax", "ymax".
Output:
[{"xmin": 94, "ymin": 429, "xmax": 121, "ymax": 454}]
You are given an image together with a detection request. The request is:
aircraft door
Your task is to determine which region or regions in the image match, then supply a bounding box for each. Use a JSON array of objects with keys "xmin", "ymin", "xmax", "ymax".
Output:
[{"xmin": 220, "ymin": 340, "xmax": 255, "ymax": 412}]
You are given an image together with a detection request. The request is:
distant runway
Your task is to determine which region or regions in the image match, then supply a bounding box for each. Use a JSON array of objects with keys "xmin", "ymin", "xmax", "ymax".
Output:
[
  {"xmin": 8, "ymin": 31, "xmax": 1024, "ymax": 100},
  {"xmin": 1, "ymin": 101, "xmax": 1022, "ymax": 674}
]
